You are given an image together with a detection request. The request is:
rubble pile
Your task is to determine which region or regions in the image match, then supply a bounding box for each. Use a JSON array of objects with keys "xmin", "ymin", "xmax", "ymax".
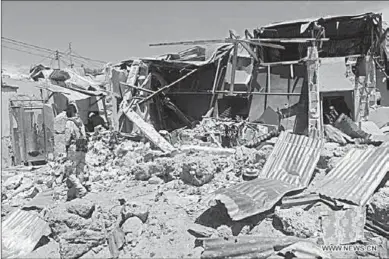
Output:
[{"xmin": 2, "ymin": 115, "xmax": 389, "ymax": 259}]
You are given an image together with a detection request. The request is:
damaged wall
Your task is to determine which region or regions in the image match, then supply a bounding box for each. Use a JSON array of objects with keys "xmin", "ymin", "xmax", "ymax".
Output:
[
  {"xmin": 249, "ymin": 64, "xmax": 307, "ymax": 133},
  {"xmin": 52, "ymin": 93, "xmax": 100, "ymax": 124},
  {"xmin": 376, "ymin": 68, "xmax": 389, "ymax": 106}
]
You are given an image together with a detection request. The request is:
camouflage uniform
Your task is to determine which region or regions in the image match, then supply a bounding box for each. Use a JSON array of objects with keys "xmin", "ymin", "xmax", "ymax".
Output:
[{"xmin": 64, "ymin": 116, "xmax": 88, "ymax": 199}]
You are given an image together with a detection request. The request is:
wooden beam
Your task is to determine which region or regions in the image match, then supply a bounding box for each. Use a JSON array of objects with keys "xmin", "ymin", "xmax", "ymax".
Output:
[
  {"xmin": 122, "ymin": 106, "xmax": 175, "ymax": 153},
  {"xmin": 209, "ymin": 58, "xmax": 222, "ymax": 110},
  {"xmin": 120, "ymin": 81, "xmax": 154, "ymax": 94},
  {"xmin": 138, "ymin": 68, "xmax": 199, "ymax": 106},
  {"xmin": 102, "ymin": 96, "xmax": 110, "ymax": 128},
  {"xmin": 229, "ymin": 43, "xmax": 238, "ymax": 95},
  {"xmin": 259, "ymin": 59, "xmax": 307, "ymax": 67},
  {"xmin": 229, "ymin": 31, "xmax": 259, "ymax": 62},
  {"xmin": 149, "ymin": 38, "xmax": 329, "ymax": 47}
]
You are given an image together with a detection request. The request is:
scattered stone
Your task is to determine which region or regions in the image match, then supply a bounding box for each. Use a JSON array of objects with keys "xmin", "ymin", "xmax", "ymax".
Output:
[
  {"xmin": 132, "ymin": 165, "xmax": 150, "ymax": 181},
  {"xmin": 367, "ymin": 185, "xmax": 389, "ymax": 229},
  {"xmin": 216, "ymin": 225, "xmax": 233, "ymax": 238},
  {"xmin": 274, "ymin": 206, "xmax": 321, "ymax": 238},
  {"xmin": 121, "ymin": 201, "xmax": 149, "ymax": 223},
  {"xmin": 24, "ymin": 187, "xmax": 40, "ymax": 199},
  {"xmin": 148, "ymin": 176, "xmax": 164, "ymax": 185},
  {"xmin": 66, "ymin": 199, "xmax": 95, "ymax": 219},
  {"xmin": 187, "ymin": 223, "xmax": 218, "ymax": 238},
  {"xmin": 59, "ymin": 242, "xmax": 90, "ymax": 259},
  {"xmin": 122, "ymin": 217, "xmax": 144, "ymax": 244},
  {"xmin": 4, "ymin": 175, "xmax": 23, "ymax": 190},
  {"xmin": 108, "ymin": 227, "xmax": 125, "ymax": 259},
  {"xmin": 180, "ymin": 161, "xmax": 214, "ymax": 186}
]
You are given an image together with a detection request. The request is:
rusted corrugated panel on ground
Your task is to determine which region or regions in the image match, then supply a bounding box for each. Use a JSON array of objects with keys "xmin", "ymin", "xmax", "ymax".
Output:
[
  {"xmin": 200, "ymin": 235, "xmax": 301, "ymax": 259},
  {"xmin": 315, "ymin": 146, "xmax": 389, "ymax": 206},
  {"xmin": 2, "ymin": 209, "xmax": 51, "ymax": 258},
  {"xmin": 211, "ymin": 177, "xmax": 302, "ymax": 220},
  {"xmin": 260, "ymin": 131, "xmax": 324, "ymax": 187},
  {"xmin": 278, "ymin": 241, "xmax": 331, "ymax": 259},
  {"xmin": 281, "ymin": 192, "xmax": 321, "ymax": 208}
]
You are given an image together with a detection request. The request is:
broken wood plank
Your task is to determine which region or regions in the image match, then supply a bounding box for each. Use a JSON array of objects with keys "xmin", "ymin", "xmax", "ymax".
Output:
[
  {"xmin": 122, "ymin": 106, "xmax": 176, "ymax": 153},
  {"xmin": 149, "ymin": 38, "xmax": 329, "ymax": 47},
  {"xmin": 138, "ymin": 68, "xmax": 199, "ymax": 105},
  {"xmin": 120, "ymin": 81, "xmax": 154, "ymax": 94},
  {"xmin": 229, "ymin": 31, "xmax": 259, "ymax": 62},
  {"xmin": 179, "ymin": 145, "xmax": 235, "ymax": 155}
]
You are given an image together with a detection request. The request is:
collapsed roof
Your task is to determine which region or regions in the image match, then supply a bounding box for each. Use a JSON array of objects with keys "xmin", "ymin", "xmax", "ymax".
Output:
[{"xmin": 254, "ymin": 12, "xmax": 384, "ymax": 62}]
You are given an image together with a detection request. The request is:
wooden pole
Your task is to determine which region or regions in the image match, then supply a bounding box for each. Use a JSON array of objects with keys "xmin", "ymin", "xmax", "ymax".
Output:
[
  {"xmin": 138, "ymin": 68, "xmax": 198, "ymax": 105},
  {"xmin": 306, "ymin": 45, "xmax": 322, "ymax": 137},
  {"xmin": 69, "ymin": 43, "xmax": 74, "ymax": 68},
  {"xmin": 229, "ymin": 43, "xmax": 238, "ymax": 95},
  {"xmin": 209, "ymin": 58, "xmax": 222, "ymax": 110}
]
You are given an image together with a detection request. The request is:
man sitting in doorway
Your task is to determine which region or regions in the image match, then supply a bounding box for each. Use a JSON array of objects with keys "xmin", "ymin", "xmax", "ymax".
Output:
[{"xmin": 86, "ymin": 111, "xmax": 108, "ymax": 132}]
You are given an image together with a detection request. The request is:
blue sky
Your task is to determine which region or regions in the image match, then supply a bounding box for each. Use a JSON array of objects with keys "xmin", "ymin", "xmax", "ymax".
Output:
[{"xmin": 2, "ymin": 1, "xmax": 389, "ymax": 69}]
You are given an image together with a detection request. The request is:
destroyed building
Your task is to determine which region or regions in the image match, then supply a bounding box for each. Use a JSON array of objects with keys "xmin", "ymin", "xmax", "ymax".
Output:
[
  {"xmin": 2, "ymin": 11, "xmax": 389, "ymax": 259},
  {"xmin": 107, "ymin": 12, "xmax": 389, "ymax": 139}
]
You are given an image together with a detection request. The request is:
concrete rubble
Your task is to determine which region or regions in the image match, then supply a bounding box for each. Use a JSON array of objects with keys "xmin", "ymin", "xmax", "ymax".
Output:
[{"xmin": 2, "ymin": 114, "xmax": 388, "ymax": 259}]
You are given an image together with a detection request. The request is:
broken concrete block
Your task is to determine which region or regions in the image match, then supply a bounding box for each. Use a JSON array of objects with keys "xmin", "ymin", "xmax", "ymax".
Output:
[
  {"xmin": 108, "ymin": 227, "xmax": 125, "ymax": 259},
  {"xmin": 66, "ymin": 199, "xmax": 95, "ymax": 219},
  {"xmin": 274, "ymin": 206, "xmax": 320, "ymax": 238},
  {"xmin": 132, "ymin": 165, "xmax": 150, "ymax": 181},
  {"xmin": 148, "ymin": 176, "xmax": 164, "ymax": 185},
  {"xmin": 368, "ymin": 186, "xmax": 389, "ymax": 230},
  {"xmin": 59, "ymin": 242, "xmax": 90, "ymax": 259},
  {"xmin": 4, "ymin": 175, "xmax": 23, "ymax": 190},
  {"xmin": 24, "ymin": 187, "xmax": 40, "ymax": 199},
  {"xmin": 122, "ymin": 216, "xmax": 143, "ymax": 244},
  {"xmin": 121, "ymin": 202, "xmax": 149, "ymax": 223},
  {"xmin": 324, "ymin": 124, "xmax": 352, "ymax": 145},
  {"xmin": 187, "ymin": 223, "xmax": 218, "ymax": 238},
  {"xmin": 216, "ymin": 225, "xmax": 233, "ymax": 238},
  {"xmin": 180, "ymin": 161, "xmax": 214, "ymax": 187}
]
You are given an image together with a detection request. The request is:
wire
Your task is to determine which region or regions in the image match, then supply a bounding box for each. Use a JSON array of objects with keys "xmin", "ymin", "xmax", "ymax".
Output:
[
  {"xmin": 2, "ymin": 36, "xmax": 107, "ymax": 64},
  {"xmin": 71, "ymin": 50, "xmax": 107, "ymax": 64},
  {"xmin": 2, "ymin": 37, "xmax": 54, "ymax": 54},
  {"xmin": 2, "ymin": 45, "xmax": 51, "ymax": 58}
]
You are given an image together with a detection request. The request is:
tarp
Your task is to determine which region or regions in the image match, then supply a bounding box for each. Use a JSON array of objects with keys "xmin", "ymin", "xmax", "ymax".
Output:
[{"xmin": 43, "ymin": 83, "xmax": 91, "ymax": 101}]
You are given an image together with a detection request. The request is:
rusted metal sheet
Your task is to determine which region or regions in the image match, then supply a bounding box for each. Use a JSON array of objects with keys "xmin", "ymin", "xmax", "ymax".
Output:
[
  {"xmin": 200, "ymin": 235, "xmax": 301, "ymax": 259},
  {"xmin": 260, "ymin": 131, "xmax": 324, "ymax": 187},
  {"xmin": 2, "ymin": 209, "xmax": 51, "ymax": 258},
  {"xmin": 211, "ymin": 177, "xmax": 302, "ymax": 221},
  {"xmin": 280, "ymin": 192, "xmax": 321, "ymax": 208},
  {"xmin": 278, "ymin": 241, "xmax": 331, "ymax": 259},
  {"xmin": 315, "ymin": 146, "xmax": 389, "ymax": 206}
]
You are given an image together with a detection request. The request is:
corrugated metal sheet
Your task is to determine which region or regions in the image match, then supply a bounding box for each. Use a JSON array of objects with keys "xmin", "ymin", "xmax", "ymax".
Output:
[
  {"xmin": 260, "ymin": 131, "xmax": 324, "ymax": 188},
  {"xmin": 200, "ymin": 235, "xmax": 301, "ymax": 259},
  {"xmin": 278, "ymin": 241, "xmax": 331, "ymax": 259},
  {"xmin": 2, "ymin": 209, "xmax": 51, "ymax": 258},
  {"xmin": 212, "ymin": 177, "xmax": 302, "ymax": 221},
  {"xmin": 315, "ymin": 146, "xmax": 389, "ymax": 206}
]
